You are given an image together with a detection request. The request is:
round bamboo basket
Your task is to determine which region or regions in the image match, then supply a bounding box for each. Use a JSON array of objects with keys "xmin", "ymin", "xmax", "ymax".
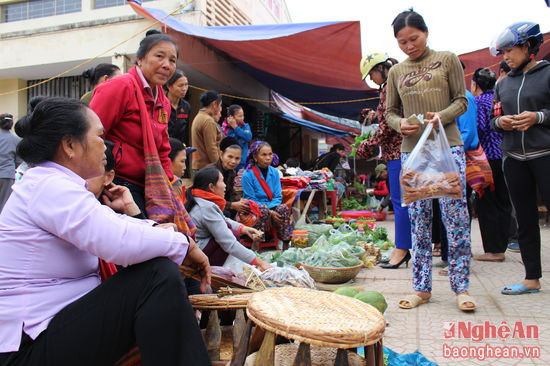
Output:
[
  {"xmin": 245, "ymin": 343, "xmax": 366, "ymax": 366},
  {"xmin": 301, "ymin": 263, "xmax": 363, "ymax": 284},
  {"xmin": 188, "ymin": 293, "xmax": 252, "ymax": 309},
  {"xmin": 246, "ymin": 287, "xmax": 385, "ymax": 348}
]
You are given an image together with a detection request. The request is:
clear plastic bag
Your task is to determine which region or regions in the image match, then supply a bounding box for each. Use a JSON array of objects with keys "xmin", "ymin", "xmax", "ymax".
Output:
[
  {"xmin": 400, "ymin": 117, "xmax": 463, "ymax": 206},
  {"xmin": 259, "ymin": 266, "xmax": 316, "ymax": 289}
]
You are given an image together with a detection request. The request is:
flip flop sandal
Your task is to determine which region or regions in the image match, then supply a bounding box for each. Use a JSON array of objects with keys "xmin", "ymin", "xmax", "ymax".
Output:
[
  {"xmin": 457, "ymin": 294, "xmax": 477, "ymax": 311},
  {"xmin": 501, "ymin": 284, "xmax": 541, "ymax": 295},
  {"xmin": 398, "ymin": 294, "xmax": 429, "ymax": 309},
  {"xmin": 438, "ymin": 267, "xmax": 448, "ymax": 276}
]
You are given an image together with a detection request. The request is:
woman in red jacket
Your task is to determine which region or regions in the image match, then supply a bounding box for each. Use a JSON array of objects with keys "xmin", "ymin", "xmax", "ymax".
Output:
[{"xmin": 90, "ymin": 31, "xmax": 177, "ymax": 214}]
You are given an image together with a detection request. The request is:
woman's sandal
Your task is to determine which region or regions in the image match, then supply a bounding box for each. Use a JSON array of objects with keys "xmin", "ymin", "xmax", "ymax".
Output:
[
  {"xmin": 501, "ymin": 284, "xmax": 540, "ymax": 295},
  {"xmin": 398, "ymin": 294, "xmax": 429, "ymax": 309},
  {"xmin": 457, "ymin": 294, "xmax": 477, "ymax": 311}
]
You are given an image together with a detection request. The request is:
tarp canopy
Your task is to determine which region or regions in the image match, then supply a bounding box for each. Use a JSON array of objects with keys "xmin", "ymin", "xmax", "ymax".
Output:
[
  {"xmin": 272, "ymin": 91, "xmax": 361, "ymax": 135},
  {"xmin": 128, "ymin": 0, "xmax": 377, "ymax": 119}
]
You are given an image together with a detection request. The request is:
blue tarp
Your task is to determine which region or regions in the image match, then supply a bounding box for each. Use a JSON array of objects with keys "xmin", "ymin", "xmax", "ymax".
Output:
[{"xmin": 277, "ymin": 112, "xmax": 349, "ymax": 137}]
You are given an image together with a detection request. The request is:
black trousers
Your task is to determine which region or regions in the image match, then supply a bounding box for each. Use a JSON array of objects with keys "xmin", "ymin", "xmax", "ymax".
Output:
[
  {"xmin": 113, "ymin": 177, "xmax": 146, "ymax": 216},
  {"xmin": 503, "ymin": 155, "xmax": 550, "ymax": 280},
  {"xmin": 0, "ymin": 258, "xmax": 210, "ymax": 366},
  {"xmin": 475, "ymin": 159, "xmax": 514, "ymax": 254}
]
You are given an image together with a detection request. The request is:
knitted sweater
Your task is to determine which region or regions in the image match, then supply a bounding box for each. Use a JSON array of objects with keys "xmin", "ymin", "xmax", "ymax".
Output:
[
  {"xmin": 386, "ymin": 48, "xmax": 467, "ymax": 152},
  {"xmin": 191, "ymin": 111, "xmax": 222, "ymax": 170},
  {"xmin": 475, "ymin": 90, "xmax": 502, "ymax": 160}
]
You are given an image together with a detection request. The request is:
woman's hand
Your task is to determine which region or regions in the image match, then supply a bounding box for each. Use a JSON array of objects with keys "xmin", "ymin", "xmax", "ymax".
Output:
[
  {"xmin": 497, "ymin": 115, "xmax": 515, "ymax": 131},
  {"xmin": 512, "ymin": 111, "xmax": 537, "ymax": 131},
  {"xmin": 182, "ymin": 238, "xmax": 211, "ymax": 293},
  {"xmin": 101, "ymin": 184, "xmax": 141, "ymax": 216},
  {"xmin": 424, "ymin": 112, "xmax": 442, "ymax": 129},
  {"xmin": 227, "ymin": 116, "xmax": 238, "ymax": 129},
  {"xmin": 242, "ymin": 226, "xmax": 263, "ymax": 240},
  {"xmin": 270, "ymin": 210, "xmax": 283, "ymax": 226},
  {"xmin": 400, "ymin": 118, "xmax": 421, "ymax": 135},
  {"xmin": 255, "ymin": 258, "xmax": 273, "ymax": 272},
  {"xmin": 156, "ymin": 223, "xmax": 177, "ymax": 231},
  {"xmin": 231, "ymin": 200, "xmax": 250, "ymax": 213}
]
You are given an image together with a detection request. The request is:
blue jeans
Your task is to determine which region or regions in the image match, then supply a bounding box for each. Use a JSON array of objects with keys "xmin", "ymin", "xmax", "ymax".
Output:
[{"xmin": 387, "ymin": 159, "xmax": 412, "ymax": 250}]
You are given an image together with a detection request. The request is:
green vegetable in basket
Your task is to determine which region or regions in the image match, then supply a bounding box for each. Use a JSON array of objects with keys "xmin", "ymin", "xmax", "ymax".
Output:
[{"xmin": 354, "ymin": 291, "xmax": 388, "ymax": 313}]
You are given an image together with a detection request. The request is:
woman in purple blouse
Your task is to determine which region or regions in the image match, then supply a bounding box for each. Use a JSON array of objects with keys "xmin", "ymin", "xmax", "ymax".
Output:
[
  {"xmin": 0, "ymin": 98, "xmax": 211, "ymax": 366},
  {"xmin": 471, "ymin": 68, "xmax": 514, "ymax": 263}
]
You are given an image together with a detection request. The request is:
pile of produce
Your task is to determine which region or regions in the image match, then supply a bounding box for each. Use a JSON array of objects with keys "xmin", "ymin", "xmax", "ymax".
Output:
[
  {"xmin": 260, "ymin": 224, "xmax": 394, "ymax": 269},
  {"xmin": 349, "ymin": 130, "xmax": 373, "ymax": 157},
  {"xmin": 292, "ymin": 223, "xmax": 333, "ymax": 245},
  {"xmin": 335, "ymin": 287, "xmax": 388, "ymax": 314},
  {"xmin": 342, "ymin": 197, "xmax": 370, "ymax": 211}
]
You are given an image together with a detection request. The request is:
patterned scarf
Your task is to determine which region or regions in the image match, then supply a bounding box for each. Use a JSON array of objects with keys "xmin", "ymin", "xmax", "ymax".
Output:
[
  {"xmin": 221, "ymin": 118, "xmax": 245, "ymax": 136},
  {"xmin": 131, "ymin": 77, "xmax": 195, "ymax": 237},
  {"xmin": 245, "ymin": 140, "xmax": 280, "ymax": 169}
]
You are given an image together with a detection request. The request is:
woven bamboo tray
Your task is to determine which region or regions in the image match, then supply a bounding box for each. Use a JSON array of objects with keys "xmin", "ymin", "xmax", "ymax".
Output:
[
  {"xmin": 301, "ymin": 263, "xmax": 363, "ymax": 284},
  {"xmin": 189, "ymin": 293, "xmax": 253, "ymax": 309},
  {"xmin": 246, "ymin": 287, "xmax": 385, "ymax": 348},
  {"xmin": 244, "ymin": 343, "xmax": 366, "ymax": 366}
]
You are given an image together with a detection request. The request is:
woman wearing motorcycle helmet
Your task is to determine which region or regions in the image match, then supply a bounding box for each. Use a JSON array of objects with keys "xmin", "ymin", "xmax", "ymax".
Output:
[
  {"xmin": 357, "ymin": 52, "xmax": 412, "ymax": 269},
  {"xmin": 490, "ymin": 22, "xmax": 550, "ymax": 296}
]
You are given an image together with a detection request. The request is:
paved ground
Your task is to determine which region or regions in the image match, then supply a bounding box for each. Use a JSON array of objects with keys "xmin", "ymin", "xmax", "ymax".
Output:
[{"xmin": 354, "ymin": 215, "xmax": 550, "ymax": 366}]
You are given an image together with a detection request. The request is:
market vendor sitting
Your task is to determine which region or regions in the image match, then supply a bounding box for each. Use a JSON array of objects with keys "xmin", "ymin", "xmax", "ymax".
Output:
[
  {"xmin": 186, "ymin": 167, "xmax": 271, "ymax": 271},
  {"xmin": 207, "ymin": 136, "xmax": 248, "ymax": 218},
  {"xmin": 0, "ymin": 97, "xmax": 210, "ymax": 365},
  {"xmin": 241, "ymin": 141, "xmax": 293, "ymax": 245}
]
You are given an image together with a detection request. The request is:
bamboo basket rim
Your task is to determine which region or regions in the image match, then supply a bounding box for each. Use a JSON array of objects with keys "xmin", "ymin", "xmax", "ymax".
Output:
[
  {"xmin": 188, "ymin": 293, "xmax": 252, "ymax": 309},
  {"xmin": 246, "ymin": 287, "xmax": 385, "ymax": 348},
  {"xmin": 300, "ymin": 263, "xmax": 364, "ymax": 271},
  {"xmin": 245, "ymin": 343, "xmax": 367, "ymax": 366}
]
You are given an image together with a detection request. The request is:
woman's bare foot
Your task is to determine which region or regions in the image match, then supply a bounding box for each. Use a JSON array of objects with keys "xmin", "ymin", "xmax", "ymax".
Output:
[
  {"xmin": 521, "ymin": 279, "xmax": 541, "ymax": 291},
  {"xmin": 475, "ymin": 253, "xmax": 505, "ymax": 262},
  {"xmin": 415, "ymin": 291, "xmax": 431, "ymax": 300}
]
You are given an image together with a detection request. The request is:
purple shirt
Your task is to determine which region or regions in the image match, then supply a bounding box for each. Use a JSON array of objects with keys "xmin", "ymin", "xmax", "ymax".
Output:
[
  {"xmin": 475, "ymin": 90, "xmax": 503, "ymax": 160},
  {"xmin": 0, "ymin": 162, "xmax": 188, "ymax": 352}
]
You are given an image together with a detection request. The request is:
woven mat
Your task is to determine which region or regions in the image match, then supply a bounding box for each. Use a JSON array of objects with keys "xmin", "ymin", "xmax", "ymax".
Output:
[
  {"xmin": 188, "ymin": 293, "xmax": 252, "ymax": 309},
  {"xmin": 245, "ymin": 343, "xmax": 366, "ymax": 366},
  {"xmin": 246, "ymin": 287, "xmax": 385, "ymax": 348}
]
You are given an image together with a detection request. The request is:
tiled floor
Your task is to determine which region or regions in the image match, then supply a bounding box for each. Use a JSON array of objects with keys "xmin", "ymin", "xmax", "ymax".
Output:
[{"xmin": 353, "ymin": 216, "xmax": 550, "ymax": 365}]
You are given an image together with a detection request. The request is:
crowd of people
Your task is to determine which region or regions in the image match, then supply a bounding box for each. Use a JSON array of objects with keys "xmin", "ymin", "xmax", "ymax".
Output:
[
  {"xmin": 0, "ymin": 9, "xmax": 548, "ymax": 366},
  {"xmin": 357, "ymin": 10, "xmax": 549, "ymax": 311}
]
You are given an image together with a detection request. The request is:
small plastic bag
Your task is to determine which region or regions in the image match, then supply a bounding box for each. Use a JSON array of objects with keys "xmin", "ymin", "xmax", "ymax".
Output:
[
  {"xmin": 400, "ymin": 117, "xmax": 463, "ymax": 206},
  {"xmin": 259, "ymin": 265, "xmax": 316, "ymax": 289}
]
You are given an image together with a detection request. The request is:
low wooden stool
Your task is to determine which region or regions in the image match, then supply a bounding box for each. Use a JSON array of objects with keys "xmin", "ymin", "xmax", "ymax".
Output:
[
  {"xmin": 188, "ymin": 293, "xmax": 253, "ymax": 363},
  {"xmin": 244, "ymin": 287, "xmax": 385, "ymax": 366}
]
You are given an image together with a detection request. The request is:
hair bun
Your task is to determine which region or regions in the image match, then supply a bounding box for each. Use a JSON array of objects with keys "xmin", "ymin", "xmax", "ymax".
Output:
[
  {"xmin": 82, "ymin": 67, "xmax": 93, "ymax": 79},
  {"xmin": 145, "ymin": 29, "xmax": 161, "ymax": 37},
  {"xmin": 14, "ymin": 114, "xmax": 33, "ymax": 137},
  {"xmin": 28, "ymin": 96, "xmax": 46, "ymax": 113}
]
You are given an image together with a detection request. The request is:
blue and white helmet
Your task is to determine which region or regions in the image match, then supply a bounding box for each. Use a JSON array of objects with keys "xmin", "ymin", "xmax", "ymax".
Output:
[{"xmin": 490, "ymin": 22, "xmax": 543, "ymax": 56}]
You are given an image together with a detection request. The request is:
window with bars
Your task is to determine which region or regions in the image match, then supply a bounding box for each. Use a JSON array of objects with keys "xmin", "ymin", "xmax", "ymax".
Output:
[
  {"xmin": 205, "ymin": 0, "xmax": 250, "ymax": 26},
  {"xmin": 94, "ymin": 0, "xmax": 151, "ymax": 10},
  {"xmin": 27, "ymin": 75, "xmax": 89, "ymax": 101},
  {"xmin": 2, "ymin": 0, "xmax": 81, "ymax": 22}
]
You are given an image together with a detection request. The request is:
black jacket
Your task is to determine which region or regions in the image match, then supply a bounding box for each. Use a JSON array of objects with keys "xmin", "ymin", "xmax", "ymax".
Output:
[
  {"xmin": 491, "ymin": 61, "xmax": 550, "ymax": 156},
  {"xmin": 168, "ymin": 99, "xmax": 191, "ymax": 145}
]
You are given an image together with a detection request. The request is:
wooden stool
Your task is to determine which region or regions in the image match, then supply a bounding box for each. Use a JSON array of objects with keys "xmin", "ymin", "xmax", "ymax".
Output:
[
  {"xmin": 244, "ymin": 287, "xmax": 385, "ymax": 366},
  {"xmin": 188, "ymin": 293, "xmax": 253, "ymax": 363}
]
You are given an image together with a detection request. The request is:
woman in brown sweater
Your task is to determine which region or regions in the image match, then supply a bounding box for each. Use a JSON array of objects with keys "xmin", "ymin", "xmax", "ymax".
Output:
[
  {"xmin": 191, "ymin": 90, "xmax": 222, "ymax": 172},
  {"xmin": 385, "ymin": 9, "xmax": 475, "ymax": 311}
]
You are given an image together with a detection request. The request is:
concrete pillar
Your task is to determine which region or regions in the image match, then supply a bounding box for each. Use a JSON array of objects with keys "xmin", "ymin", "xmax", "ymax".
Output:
[
  {"xmin": 0, "ymin": 79, "xmax": 28, "ymax": 122},
  {"xmin": 111, "ymin": 54, "xmax": 133, "ymax": 74}
]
